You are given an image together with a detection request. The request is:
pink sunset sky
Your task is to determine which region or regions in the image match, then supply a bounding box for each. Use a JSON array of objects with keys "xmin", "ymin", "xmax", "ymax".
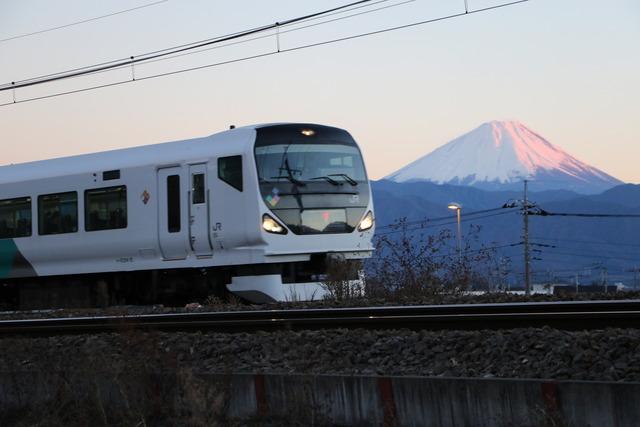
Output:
[{"xmin": 1, "ymin": 0, "xmax": 638, "ymax": 183}]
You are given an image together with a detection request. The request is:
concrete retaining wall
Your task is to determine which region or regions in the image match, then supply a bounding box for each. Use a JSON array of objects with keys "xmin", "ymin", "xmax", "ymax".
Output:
[{"xmin": 1, "ymin": 372, "xmax": 638, "ymax": 426}]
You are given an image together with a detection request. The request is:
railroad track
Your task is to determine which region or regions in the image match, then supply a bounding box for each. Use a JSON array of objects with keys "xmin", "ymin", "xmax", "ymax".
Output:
[{"xmin": 1, "ymin": 300, "xmax": 640, "ymax": 336}]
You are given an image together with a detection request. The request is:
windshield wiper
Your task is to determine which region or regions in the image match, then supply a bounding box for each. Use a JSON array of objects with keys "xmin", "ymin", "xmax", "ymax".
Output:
[
  {"xmin": 328, "ymin": 173, "xmax": 358, "ymax": 186},
  {"xmin": 271, "ymin": 156, "xmax": 307, "ymax": 186},
  {"xmin": 278, "ymin": 157, "xmax": 306, "ymax": 186},
  {"xmin": 270, "ymin": 175, "xmax": 306, "ymax": 186},
  {"xmin": 310, "ymin": 176, "xmax": 342, "ymax": 186}
]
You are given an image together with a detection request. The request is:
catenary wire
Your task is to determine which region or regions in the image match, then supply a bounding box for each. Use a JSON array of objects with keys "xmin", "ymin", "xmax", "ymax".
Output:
[
  {"xmin": 0, "ymin": 0, "xmax": 375, "ymax": 92},
  {"xmin": 0, "ymin": 0, "xmax": 523, "ymax": 100},
  {"xmin": 0, "ymin": 0, "xmax": 529, "ymax": 107},
  {"xmin": 106, "ymin": 0, "xmax": 417, "ymax": 75},
  {"xmin": 8, "ymin": 0, "xmax": 414, "ymax": 85},
  {"xmin": 2, "ymin": 0, "xmax": 398, "ymax": 87},
  {"xmin": 0, "ymin": 0, "xmax": 170, "ymax": 43}
]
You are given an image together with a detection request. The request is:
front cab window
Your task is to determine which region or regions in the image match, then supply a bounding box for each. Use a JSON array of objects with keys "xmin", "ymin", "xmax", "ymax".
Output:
[{"xmin": 254, "ymin": 124, "xmax": 370, "ymax": 235}]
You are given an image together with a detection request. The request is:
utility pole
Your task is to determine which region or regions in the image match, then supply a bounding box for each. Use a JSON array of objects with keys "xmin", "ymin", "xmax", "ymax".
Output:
[
  {"xmin": 523, "ymin": 180, "xmax": 531, "ymax": 295},
  {"xmin": 628, "ymin": 266, "xmax": 639, "ymax": 291},
  {"xmin": 502, "ymin": 182, "xmax": 536, "ymax": 295}
]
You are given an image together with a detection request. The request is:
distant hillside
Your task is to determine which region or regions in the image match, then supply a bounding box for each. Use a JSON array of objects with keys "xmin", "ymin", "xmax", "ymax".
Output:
[
  {"xmin": 372, "ymin": 181, "xmax": 640, "ymax": 287},
  {"xmin": 372, "ymin": 180, "xmax": 583, "ymax": 228}
]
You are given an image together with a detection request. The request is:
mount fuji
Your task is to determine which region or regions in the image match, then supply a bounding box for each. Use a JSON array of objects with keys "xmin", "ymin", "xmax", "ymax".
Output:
[{"xmin": 385, "ymin": 121, "xmax": 622, "ymax": 194}]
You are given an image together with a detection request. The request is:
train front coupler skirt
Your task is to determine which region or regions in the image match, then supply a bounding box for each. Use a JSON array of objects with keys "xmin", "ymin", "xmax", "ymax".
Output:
[{"xmin": 226, "ymin": 274, "xmax": 329, "ymax": 303}]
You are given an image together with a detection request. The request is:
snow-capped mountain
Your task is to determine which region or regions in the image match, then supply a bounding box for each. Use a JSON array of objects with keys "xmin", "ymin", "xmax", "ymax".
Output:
[{"xmin": 385, "ymin": 120, "xmax": 622, "ymax": 194}]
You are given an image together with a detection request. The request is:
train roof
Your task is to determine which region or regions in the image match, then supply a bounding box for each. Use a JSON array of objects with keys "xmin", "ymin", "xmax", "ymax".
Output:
[
  {"xmin": 0, "ymin": 125, "xmax": 264, "ymax": 185},
  {"xmin": 0, "ymin": 122, "xmax": 351, "ymax": 185}
]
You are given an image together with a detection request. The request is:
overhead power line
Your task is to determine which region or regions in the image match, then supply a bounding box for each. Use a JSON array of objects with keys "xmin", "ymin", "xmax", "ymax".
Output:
[
  {"xmin": 423, "ymin": 242, "xmax": 523, "ymax": 260},
  {"xmin": 538, "ymin": 249, "xmax": 640, "ymax": 264},
  {"xmin": 0, "ymin": 0, "xmax": 375, "ymax": 92},
  {"xmin": 0, "ymin": 0, "xmax": 530, "ymax": 107},
  {"xmin": 377, "ymin": 209, "xmax": 519, "ymax": 236},
  {"xmin": 533, "ymin": 210, "xmax": 640, "ymax": 218},
  {"xmin": 4, "ymin": 0, "xmax": 410, "ymax": 88},
  {"xmin": 531, "ymin": 237, "xmax": 640, "ymax": 249},
  {"xmin": 377, "ymin": 206, "xmax": 513, "ymax": 231},
  {"xmin": 80, "ymin": 0, "xmax": 417, "ymax": 80},
  {"xmin": 0, "ymin": 0, "xmax": 170, "ymax": 43}
]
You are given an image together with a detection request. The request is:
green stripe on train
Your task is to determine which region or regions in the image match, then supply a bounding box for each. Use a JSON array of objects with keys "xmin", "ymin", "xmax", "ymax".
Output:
[{"xmin": 0, "ymin": 239, "xmax": 18, "ymax": 279}]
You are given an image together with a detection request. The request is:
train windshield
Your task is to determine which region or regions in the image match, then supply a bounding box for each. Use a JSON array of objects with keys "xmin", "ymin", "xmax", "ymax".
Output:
[
  {"xmin": 254, "ymin": 142, "xmax": 367, "ymax": 184},
  {"xmin": 254, "ymin": 125, "xmax": 370, "ymax": 235}
]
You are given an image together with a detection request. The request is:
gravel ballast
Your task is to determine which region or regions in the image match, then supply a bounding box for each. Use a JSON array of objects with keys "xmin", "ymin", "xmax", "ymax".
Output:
[{"xmin": 2, "ymin": 327, "xmax": 640, "ymax": 382}]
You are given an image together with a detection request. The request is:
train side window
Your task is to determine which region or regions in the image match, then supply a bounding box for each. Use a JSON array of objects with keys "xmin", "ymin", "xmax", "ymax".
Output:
[
  {"xmin": 85, "ymin": 186, "xmax": 127, "ymax": 231},
  {"xmin": 0, "ymin": 197, "xmax": 32, "ymax": 238},
  {"xmin": 38, "ymin": 192, "xmax": 78, "ymax": 235},
  {"xmin": 192, "ymin": 173, "xmax": 205, "ymax": 204},
  {"xmin": 218, "ymin": 155, "xmax": 243, "ymax": 191},
  {"xmin": 167, "ymin": 175, "xmax": 181, "ymax": 233}
]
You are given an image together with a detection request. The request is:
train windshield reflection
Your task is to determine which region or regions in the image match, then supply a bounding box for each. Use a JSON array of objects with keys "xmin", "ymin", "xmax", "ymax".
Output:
[{"xmin": 255, "ymin": 143, "xmax": 367, "ymax": 184}]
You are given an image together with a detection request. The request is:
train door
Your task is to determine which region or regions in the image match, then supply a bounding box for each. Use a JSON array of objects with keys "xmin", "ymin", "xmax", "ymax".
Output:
[
  {"xmin": 157, "ymin": 167, "xmax": 188, "ymax": 260},
  {"xmin": 188, "ymin": 164, "xmax": 213, "ymax": 257}
]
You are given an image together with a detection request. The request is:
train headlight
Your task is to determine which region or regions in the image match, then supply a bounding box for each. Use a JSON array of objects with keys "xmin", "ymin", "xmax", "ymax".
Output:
[
  {"xmin": 262, "ymin": 214, "xmax": 288, "ymax": 234},
  {"xmin": 357, "ymin": 211, "xmax": 374, "ymax": 231}
]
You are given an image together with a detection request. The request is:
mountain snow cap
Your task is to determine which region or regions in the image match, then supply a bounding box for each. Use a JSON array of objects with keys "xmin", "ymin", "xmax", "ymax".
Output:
[{"xmin": 385, "ymin": 120, "xmax": 621, "ymax": 193}]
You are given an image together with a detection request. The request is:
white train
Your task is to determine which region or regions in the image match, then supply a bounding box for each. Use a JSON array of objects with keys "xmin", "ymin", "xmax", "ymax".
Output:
[{"xmin": 0, "ymin": 123, "xmax": 374, "ymax": 308}]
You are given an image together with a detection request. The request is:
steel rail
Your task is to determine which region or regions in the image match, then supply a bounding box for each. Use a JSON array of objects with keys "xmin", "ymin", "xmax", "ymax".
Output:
[{"xmin": 1, "ymin": 300, "xmax": 640, "ymax": 336}]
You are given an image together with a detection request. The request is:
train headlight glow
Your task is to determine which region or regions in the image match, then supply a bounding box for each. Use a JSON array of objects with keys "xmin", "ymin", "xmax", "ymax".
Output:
[
  {"xmin": 262, "ymin": 214, "xmax": 288, "ymax": 234},
  {"xmin": 301, "ymin": 129, "xmax": 315, "ymax": 137},
  {"xmin": 357, "ymin": 211, "xmax": 374, "ymax": 231}
]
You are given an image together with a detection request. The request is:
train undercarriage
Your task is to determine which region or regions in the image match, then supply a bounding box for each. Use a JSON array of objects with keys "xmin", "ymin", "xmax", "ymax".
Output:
[{"xmin": 0, "ymin": 255, "xmax": 360, "ymax": 310}]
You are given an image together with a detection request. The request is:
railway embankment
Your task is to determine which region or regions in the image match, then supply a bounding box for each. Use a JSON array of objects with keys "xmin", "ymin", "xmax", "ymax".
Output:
[
  {"xmin": 2, "ymin": 295, "xmax": 640, "ymax": 425},
  {"xmin": 1, "ymin": 326, "xmax": 640, "ymax": 425},
  {"xmin": 1, "ymin": 372, "xmax": 638, "ymax": 426}
]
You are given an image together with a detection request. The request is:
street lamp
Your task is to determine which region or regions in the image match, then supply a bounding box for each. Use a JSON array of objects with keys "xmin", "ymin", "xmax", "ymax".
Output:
[{"xmin": 447, "ymin": 202, "xmax": 462, "ymax": 260}]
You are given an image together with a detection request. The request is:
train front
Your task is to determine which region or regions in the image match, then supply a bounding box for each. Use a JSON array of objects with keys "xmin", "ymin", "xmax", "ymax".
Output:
[{"xmin": 228, "ymin": 124, "xmax": 375, "ymax": 302}]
